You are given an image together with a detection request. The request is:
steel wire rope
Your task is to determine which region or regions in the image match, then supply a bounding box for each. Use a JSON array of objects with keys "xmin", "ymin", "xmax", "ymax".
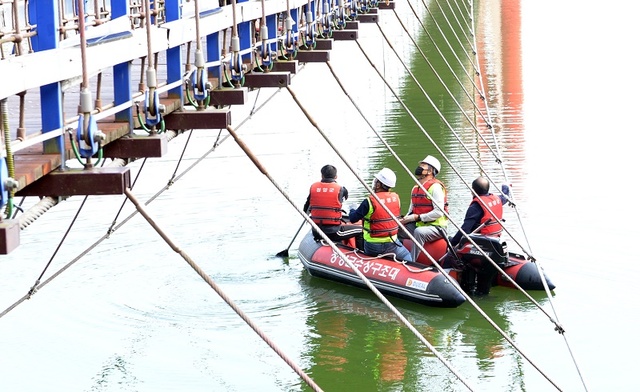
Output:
[
  {"xmin": 374, "ymin": 8, "xmax": 514, "ymax": 256},
  {"xmin": 466, "ymin": 2, "xmax": 588, "ymax": 391},
  {"xmin": 436, "ymin": 0, "xmax": 474, "ymax": 51},
  {"xmin": 285, "ymin": 76, "xmax": 562, "ymax": 390},
  {"xmin": 285, "ymin": 74, "xmax": 562, "ymax": 385},
  {"xmin": 449, "ymin": 0, "xmax": 473, "ymax": 39},
  {"xmin": 74, "ymin": 0, "xmax": 105, "ymax": 168},
  {"xmin": 24, "ymin": 196, "xmax": 89, "ymax": 299},
  {"xmin": 1, "ymin": 98, "xmax": 17, "ymax": 218},
  {"xmin": 424, "ymin": 0, "xmax": 577, "ymax": 387},
  {"xmin": 349, "ymin": 38, "xmax": 566, "ymax": 380},
  {"xmin": 123, "ymin": 188, "xmax": 324, "ymax": 392},
  {"xmin": 425, "ymin": 0, "xmax": 477, "ymax": 76},
  {"xmin": 411, "ymin": 0, "xmax": 547, "ymax": 303},
  {"xmin": 352, "ymin": 26, "xmax": 541, "ymax": 298},
  {"xmin": 225, "ymin": 122, "xmax": 476, "ymax": 391},
  {"xmin": 387, "ymin": 9, "xmax": 499, "ymax": 159},
  {"xmin": 411, "ymin": 0, "xmax": 483, "ymax": 98},
  {"xmin": 465, "ymin": 0, "xmax": 538, "ymax": 261},
  {"xmin": 0, "ymin": 75, "xmax": 293, "ymax": 315},
  {"xmin": 187, "ymin": 0, "xmax": 212, "ymax": 108},
  {"xmin": 77, "ymin": 0, "xmax": 90, "ymax": 142},
  {"xmin": 463, "ymin": 0, "xmax": 556, "ymax": 307},
  {"xmin": 464, "ymin": 0, "xmax": 552, "ymax": 300},
  {"xmin": 395, "ymin": 1, "xmax": 491, "ymax": 130},
  {"xmin": 140, "ymin": 0, "xmax": 165, "ymax": 133},
  {"xmin": 371, "ymin": 20, "xmax": 524, "ymax": 259}
]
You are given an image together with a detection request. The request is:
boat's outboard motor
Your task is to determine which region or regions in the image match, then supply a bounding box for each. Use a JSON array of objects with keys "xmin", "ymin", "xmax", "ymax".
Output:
[{"xmin": 455, "ymin": 235, "xmax": 508, "ymax": 295}]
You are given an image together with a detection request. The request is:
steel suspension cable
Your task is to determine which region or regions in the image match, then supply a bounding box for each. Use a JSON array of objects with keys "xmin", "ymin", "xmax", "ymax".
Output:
[
  {"xmin": 310, "ymin": 64, "xmax": 563, "ymax": 389},
  {"xmin": 449, "ymin": 0, "xmax": 473, "ymax": 38},
  {"xmin": 384, "ymin": 13, "xmax": 498, "ymax": 158},
  {"xmin": 465, "ymin": 2, "xmax": 587, "ymax": 390},
  {"xmin": 437, "ymin": 0, "xmax": 474, "ymax": 51},
  {"xmin": 124, "ymin": 187, "xmax": 324, "ymax": 392},
  {"xmin": 76, "ymin": 0, "xmax": 100, "ymax": 167},
  {"xmin": 25, "ymin": 196, "xmax": 89, "ymax": 299},
  {"xmin": 226, "ymin": 121, "xmax": 476, "ymax": 391},
  {"xmin": 371, "ymin": 22, "xmax": 518, "ymax": 248},
  {"xmin": 351, "ymin": 38, "xmax": 563, "ymax": 330},
  {"xmin": 405, "ymin": 0, "xmax": 484, "ymax": 101},
  {"xmin": 1, "ymin": 77, "xmax": 290, "ymax": 314},
  {"xmin": 426, "ymin": 0, "xmax": 477, "ymax": 73},
  {"xmin": 465, "ymin": 0, "xmax": 537, "ymax": 254}
]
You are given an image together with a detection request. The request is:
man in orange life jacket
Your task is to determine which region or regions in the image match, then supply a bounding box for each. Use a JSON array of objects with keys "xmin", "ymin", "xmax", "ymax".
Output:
[
  {"xmin": 449, "ymin": 176, "xmax": 510, "ymax": 247},
  {"xmin": 399, "ymin": 155, "xmax": 448, "ymax": 262},
  {"xmin": 348, "ymin": 168, "xmax": 412, "ymax": 261},
  {"xmin": 304, "ymin": 165, "xmax": 363, "ymax": 246}
]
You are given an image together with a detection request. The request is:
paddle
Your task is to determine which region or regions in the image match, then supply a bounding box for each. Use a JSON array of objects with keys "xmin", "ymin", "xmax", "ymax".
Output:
[{"xmin": 276, "ymin": 220, "xmax": 306, "ymax": 258}]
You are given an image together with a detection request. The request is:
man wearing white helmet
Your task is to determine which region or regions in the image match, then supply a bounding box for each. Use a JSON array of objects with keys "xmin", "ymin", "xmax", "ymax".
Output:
[
  {"xmin": 348, "ymin": 168, "xmax": 412, "ymax": 261},
  {"xmin": 400, "ymin": 155, "xmax": 449, "ymax": 262}
]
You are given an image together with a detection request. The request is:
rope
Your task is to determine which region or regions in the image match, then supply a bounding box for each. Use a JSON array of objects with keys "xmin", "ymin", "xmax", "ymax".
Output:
[
  {"xmin": 124, "ymin": 188, "xmax": 324, "ymax": 392},
  {"xmin": 2, "ymin": 76, "xmax": 289, "ymax": 323},
  {"xmin": 285, "ymin": 82, "xmax": 563, "ymax": 390},
  {"xmin": 424, "ymin": 0, "xmax": 477, "ymax": 75},
  {"xmin": 25, "ymin": 196, "xmax": 89, "ymax": 299},
  {"xmin": 384, "ymin": 13, "xmax": 498, "ymax": 159},
  {"xmin": 448, "ymin": 0, "xmax": 473, "ymax": 39},
  {"xmin": 226, "ymin": 122, "xmax": 476, "ymax": 391},
  {"xmin": 466, "ymin": 1, "xmax": 589, "ymax": 390},
  {"xmin": 353, "ymin": 35, "xmax": 527, "ymax": 265},
  {"xmin": 413, "ymin": 0, "xmax": 482, "ymax": 97},
  {"xmin": 435, "ymin": 0, "xmax": 474, "ymax": 51},
  {"xmin": 353, "ymin": 28, "xmax": 564, "ymax": 320}
]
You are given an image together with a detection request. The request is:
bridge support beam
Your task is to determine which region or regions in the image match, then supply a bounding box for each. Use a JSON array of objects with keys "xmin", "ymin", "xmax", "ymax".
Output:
[
  {"xmin": 357, "ymin": 14, "xmax": 379, "ymax": 23},
  {"xmin": 0, "ymin": 220, "xmax": 20, "ymax": 255},
  {"xmin": 163, "ymin": 109, "xmax": 231, "ymax": 130},
  {"xmin": 272, "ymin": 60, "xmax": 299, "ymax": 74},
  {"xmin": 102, "ymin": 135, "xmax": 168, "ymax": 159},
  {"xmin": 296, "ymin": 50, "xmax": 331, "ymax": 63},
  {"xmin": 315, "ymin": 39, "xmax": 333, "ymax": 50},
  {"xmin": 333, "ymin": 30, "xmax": 358, "ymax": 40},
  {"xmin": 16, "ymin": 167, "xmax": 131, "ymax": 197},
  {"xmin": 243, "ymin": 72, "xmax": 291, "ymax": 89},
  {"xmin": 210, "ymin": 88, "xmax": 248, "ymax": 106}
]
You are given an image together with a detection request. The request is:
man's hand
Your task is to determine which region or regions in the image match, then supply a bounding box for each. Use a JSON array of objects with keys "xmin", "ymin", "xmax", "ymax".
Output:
[{"xmin": 400, "ymin": 214, "xmax": 418, "ymax": 225}]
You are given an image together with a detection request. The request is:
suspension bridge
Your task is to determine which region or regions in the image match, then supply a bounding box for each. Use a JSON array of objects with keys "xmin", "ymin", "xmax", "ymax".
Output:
[{"xmin": 0, "ymin": 0, "xmax": 391, "ymax": 254}]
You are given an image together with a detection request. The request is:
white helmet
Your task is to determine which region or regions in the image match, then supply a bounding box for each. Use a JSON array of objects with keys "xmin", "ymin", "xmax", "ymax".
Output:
[
  {"xmin": 374, "ymin": 168, "xmax": 397, "ymax": 188},
  {"xmin": 420, "ymin": 155, "xmax": 441, "ymax": 175}
]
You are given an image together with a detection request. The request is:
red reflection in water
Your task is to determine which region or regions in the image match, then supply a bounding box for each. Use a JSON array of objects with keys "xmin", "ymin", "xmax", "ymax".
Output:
[{"xmin": 475, "ymin": 0, "xmax": 525, "ymax": 187}]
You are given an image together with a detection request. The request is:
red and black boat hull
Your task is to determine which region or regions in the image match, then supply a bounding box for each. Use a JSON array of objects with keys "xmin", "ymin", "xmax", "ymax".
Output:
[{"xmin": 298, "ymin": 231, "xmax": 466, "ymax": 308}]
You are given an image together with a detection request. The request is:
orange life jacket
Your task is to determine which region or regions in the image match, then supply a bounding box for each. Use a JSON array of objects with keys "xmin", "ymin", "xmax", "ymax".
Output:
[
  {"xmin": 473, "ymin": 194, "xmax": 503, "ymax": 236},
  {"xmin": 364, "ymin": 192, "xmax": 401, "ymax": 238},
  {"xmin": 309, "ymin": 181, "xmax": 343, "ymax": 226},
  {"xmin": 410, "ymin": 178, "xmax": 449, "ymax": 215}
]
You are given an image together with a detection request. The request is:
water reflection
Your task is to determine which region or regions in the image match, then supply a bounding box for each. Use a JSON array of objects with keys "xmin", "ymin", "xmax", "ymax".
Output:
[{"xmin": 297, "ymin": 270, "xmax": 551, "ymax": 391}]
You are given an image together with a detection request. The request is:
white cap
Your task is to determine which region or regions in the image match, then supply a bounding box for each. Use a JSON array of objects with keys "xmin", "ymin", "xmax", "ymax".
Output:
[
  {"xmin": 374, "ymin": 168, "xmax": 397, "ymax": 188},
  {"xmin": 420, "ymin": 155, "xmax": 441, "ymax": 175}
]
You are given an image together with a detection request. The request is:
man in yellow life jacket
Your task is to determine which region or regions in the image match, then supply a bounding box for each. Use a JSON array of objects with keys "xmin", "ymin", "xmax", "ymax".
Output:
[
  {"xmin": 399, "ymin": 155, "xmax": 448, "ymax": 262},
  {"xmin": 348, "ymin": 168, "xmax": 412, "ymax": 261},
  {"xmin": 304, "ymin": 164, "xmax": 363, "ymax": 247}
]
